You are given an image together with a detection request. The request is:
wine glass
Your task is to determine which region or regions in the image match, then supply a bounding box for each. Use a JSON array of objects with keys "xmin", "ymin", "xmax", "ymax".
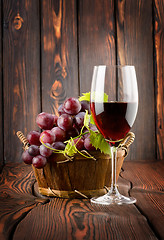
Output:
[{"xmin": 90, "ymin": 65, "xmax": 138, "ymax": 205}]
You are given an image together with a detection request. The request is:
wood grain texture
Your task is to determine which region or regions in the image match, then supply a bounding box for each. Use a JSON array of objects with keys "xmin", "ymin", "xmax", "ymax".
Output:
[
  {"xmin": 121, "ymin": 161, "xmax": 164, "ymax": 239},
  {"xmin": 154, "ymin": 0, "xmax": 164, "ymax": 160},
  {"xmin": 13, "ymin": 176, "xmax": 157, "ymax": 240},
  {"xmin": 131, "ymin": 191, "xmax": 164, "ymax": 240},
  {"xmin": 0, "ymin": 0, "xmax": 3, "ymax": 168},
  {"xmin": 3, "ymin": 0, "xmax": 41, "ymax": 163},
  {"xmin": 121, "ymin": 161, "xmax": 164, "ymax": 192},
  {"xmin": 0, "ymin": 162, "xmax": 163, "ymax": 239},
  {"xmin": 41, "ymin": 0, "xmax": 79, "ymax": 115},
  {"xmin": 78, "ymin": 0, "xmax": 116, "ymax": 94},
  {"xmin": 116, "ymin": 0, "xmax": 155, "ymax": 160},
  {"xmin": 0, "ymin": 163, "xmax": 49, "ymax": 240},
  {"xmin": 13, "ymin": 199, "xmax": 157, "ymax": 240}
]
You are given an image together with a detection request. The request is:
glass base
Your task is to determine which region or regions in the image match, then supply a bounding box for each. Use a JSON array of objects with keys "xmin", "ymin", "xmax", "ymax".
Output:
[{"xmin": 90, "ymin": 193, "xmax": 136, "ymax": 205}]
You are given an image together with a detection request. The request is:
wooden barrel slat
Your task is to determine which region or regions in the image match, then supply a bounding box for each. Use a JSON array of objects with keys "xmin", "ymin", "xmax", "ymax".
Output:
[{"xmin": 32, "ymin": 149, "xmax": 125, "ymax": 198}]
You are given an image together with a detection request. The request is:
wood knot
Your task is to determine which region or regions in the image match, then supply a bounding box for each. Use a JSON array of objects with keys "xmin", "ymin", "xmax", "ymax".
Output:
[
  {"xmin": 13, "ymin": 13, "xmax": 24, "ymax": 30},
  {"xmin": 50, "ymin": 79, "xmax": 66, "ymax": 101}
]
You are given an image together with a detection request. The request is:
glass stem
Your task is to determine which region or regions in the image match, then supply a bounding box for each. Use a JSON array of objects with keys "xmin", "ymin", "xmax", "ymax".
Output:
[{"xmin": 109, "ymin": 146, "xmax": 119, "ymax": 195}]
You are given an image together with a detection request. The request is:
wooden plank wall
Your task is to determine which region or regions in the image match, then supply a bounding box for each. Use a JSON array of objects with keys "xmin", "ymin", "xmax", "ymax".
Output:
[
  {"xmin": 3, "ymin": 0, "xmax": 41, "ymax": 163},
  {"xmin": 0, "ymin": 0, "xmax": 3, "ymax": 168},
  {"xmin": 154, "ymin": 0, "xmax": 164, "ymax": 160},
  {"xmin": 78, "ymin": 0, "xmax": 116, "ymax": 92},
  {"xmin": 0, "ymin": 0, "xmax": 163, "ymax": 165},
  {"xmin": 41, "ymin": 0, "xmax": 79, "ymax": 115},
  {"xmin": 116, "ymin": 0, "xmax": 155, "ymax": 160}
]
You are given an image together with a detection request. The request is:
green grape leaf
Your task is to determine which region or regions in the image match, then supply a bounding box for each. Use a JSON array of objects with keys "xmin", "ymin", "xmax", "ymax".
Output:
[
  {"xmin": 89, "ymin": 131, "xmax": 111, "ymax": 155},
  {"xmin": 79, "ymin": 92, "xmax": 90, "ymax": 102},
  {"xmin": 64, "ymin": 139, "xmax": 77, "ymax": 156},
  {"xmin": 89, "ymin": 131, "xmax": 100, "ymax": 148}
]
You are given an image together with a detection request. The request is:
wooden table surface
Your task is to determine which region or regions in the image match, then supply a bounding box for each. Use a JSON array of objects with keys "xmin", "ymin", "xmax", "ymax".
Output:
[{"xmin": 0, "ymin": 161, "xmax": 163, "ymax": 240}]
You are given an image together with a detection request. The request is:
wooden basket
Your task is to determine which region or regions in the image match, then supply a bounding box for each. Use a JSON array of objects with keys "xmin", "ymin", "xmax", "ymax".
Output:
[{"xmin": 17, "ymin": 131, "xmax": 135, "ymax": 199}]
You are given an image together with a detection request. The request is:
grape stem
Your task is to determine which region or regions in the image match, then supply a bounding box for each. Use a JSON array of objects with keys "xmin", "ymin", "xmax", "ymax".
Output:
[
  {"xmin": 40, "ymin": 136, "xmax": 65, "ymax": 154},
  {"xmin": 40, "ymin": 130, "xmax": 97, "ymax": 160},
  {"xmin": 64, "ymin": 130, "xmax": 91, "ymax": 143}
]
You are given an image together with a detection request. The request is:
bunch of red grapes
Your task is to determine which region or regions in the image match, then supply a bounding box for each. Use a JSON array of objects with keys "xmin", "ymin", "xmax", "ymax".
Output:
[{"xmin": 21, "ymin": 97, "xmax": 96, "ymax": 169}]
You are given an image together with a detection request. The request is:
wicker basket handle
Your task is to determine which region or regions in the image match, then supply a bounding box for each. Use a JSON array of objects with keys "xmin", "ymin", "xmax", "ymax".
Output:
[
  {"xmin": 16, "ymin": 131, "xmax": 30, "ymax": 150},
  {"xmin": 119, "ymin": 132, "xmax": 135, "ymax": 157}
]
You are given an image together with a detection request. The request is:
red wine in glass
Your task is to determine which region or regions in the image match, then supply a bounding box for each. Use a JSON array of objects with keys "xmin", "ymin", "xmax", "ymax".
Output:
[{"xmin": 90, "ymin": 102, "xmax": 138, "ymax": 146}]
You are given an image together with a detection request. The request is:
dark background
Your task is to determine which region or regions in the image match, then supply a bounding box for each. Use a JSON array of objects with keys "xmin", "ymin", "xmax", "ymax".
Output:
[{"xmin": 0, "ymin": 0, "xmax": 163, "ymax": 166}]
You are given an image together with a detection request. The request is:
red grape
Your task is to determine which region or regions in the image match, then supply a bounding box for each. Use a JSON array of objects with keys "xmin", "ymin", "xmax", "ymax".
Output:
[
  {"xmin": 58, "ymin": 104, "xmax": 65, "ymax": 115},
  {"xmin": 66, "ymin": 127, "xmax": 79, "ymax": 139},
  {"xmin": 28, "ymin": 145, "xmax": 40, "ymax": 156},
  {"xmin": 21, "ymin": 150, "xmax": 33, "ymax": 164},
  {"xmin": 51, "ymin": 127, "xmax": 66, "ymax": 142},
  {"xmin": 52, "ymin": 142, "xmax": 66, "ymax": 150},
  {"xmin": 36, "ymin": 112, "xmax": 54, "ymax": 130},
  {"xmin": 32, "ymin": 155, "xmax": 47, "ymax": 169},
  {"xmin": 84, "ymin": 137, "xmax": 96, "ymax": 151},
  {"xmin": 52, "ymin": 115, "xmax": 58, "ymax": 126},
  {"xmin": 27, "ymin": 131, "xmax": 41, "ymax": 146},
  {"xmin": 73, "ymin": 138, "xmax": 84, "ymax": 151},
  {"xmin": 57, "ymin": 114, "xmax": 73, "ymax": 131},
  {"xmin": 63, "ymin": 97, "xmax": 81, "ymax": 115},
  {"xmin": 74, "ymin": 112, "xmax": 85, "ymax": 129},
  {"xmin": 40, "ymin": 144, "xmax": 53, "ymax": 157},
  {"xmin": 40, "ymin": 130, "xmax": 55, "ymax": 144},
  {"xmin": 80, "ymin": 101, "xmax": 90, "ymax": 113}
]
